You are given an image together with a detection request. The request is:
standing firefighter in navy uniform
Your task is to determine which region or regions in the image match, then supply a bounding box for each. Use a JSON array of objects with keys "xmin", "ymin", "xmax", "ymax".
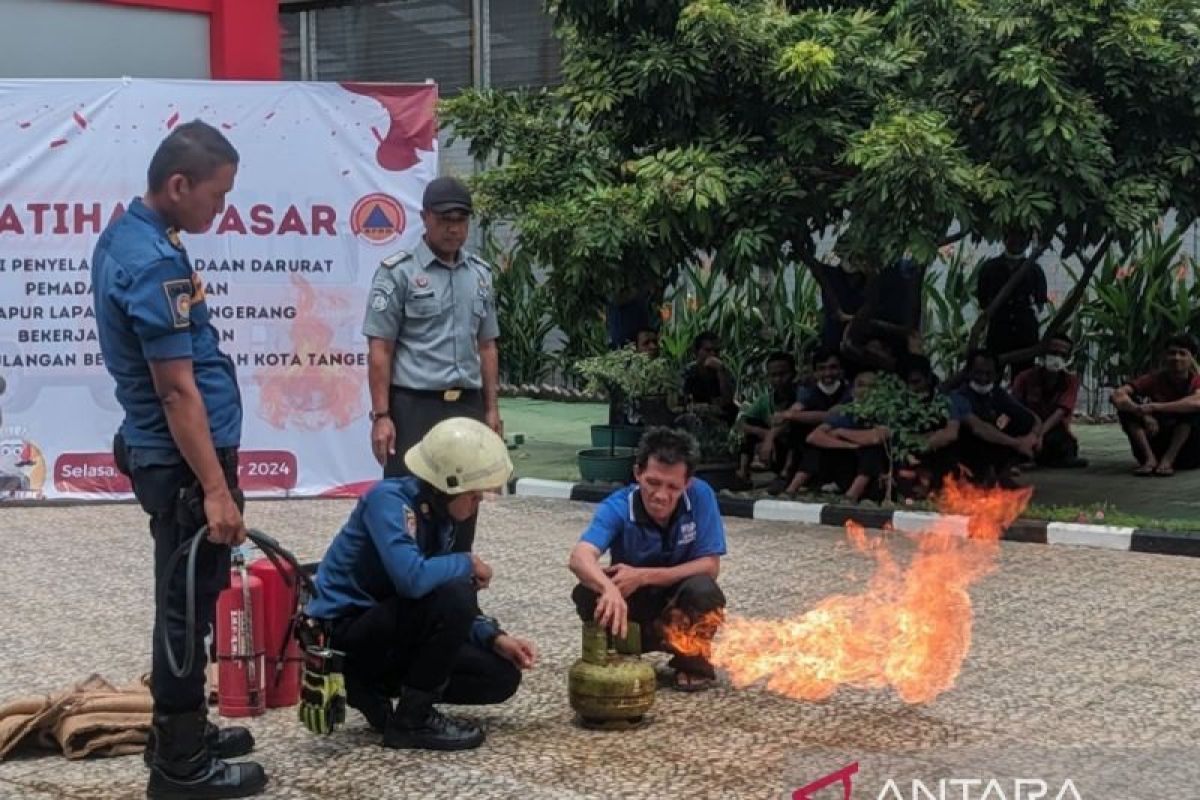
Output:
[
  {"xmin": 91, "ymin": 121, "xmax": 266, "ymax": 799},
  {"xmin": 364, "ymin": 176, "xmax": 501, "ymax": 553}
]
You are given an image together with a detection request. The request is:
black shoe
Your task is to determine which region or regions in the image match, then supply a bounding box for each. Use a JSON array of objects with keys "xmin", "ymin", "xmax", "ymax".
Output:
[
  {"xmin": 382, "ymin": 686, "xmax": 484, "ymax": 751},
  {"xmin": 144, "ymin": 723, "xmax": 254, "ymax": 768},
  {"xmin": 146, "ymin": 711, "xmax": 267, "ymax": 800},
  {"xmin": 345, "ymin": 673, "xmax": 393, "ymax": 733}
]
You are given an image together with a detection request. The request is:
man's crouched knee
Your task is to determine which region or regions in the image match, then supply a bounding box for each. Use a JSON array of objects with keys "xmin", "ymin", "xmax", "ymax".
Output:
[
  {"xmin": 671, "ymin": 574, "xmax": 726, "ymax": 616},
  {"xmin": 424, "ymin": 578, "xmax": 478, "ymax": 632}
]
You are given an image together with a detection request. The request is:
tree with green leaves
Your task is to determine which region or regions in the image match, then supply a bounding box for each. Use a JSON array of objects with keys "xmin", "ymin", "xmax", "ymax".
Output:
[{"xmin": 443, "ymin": 0, "xmax": 1200, "ymax": 366}]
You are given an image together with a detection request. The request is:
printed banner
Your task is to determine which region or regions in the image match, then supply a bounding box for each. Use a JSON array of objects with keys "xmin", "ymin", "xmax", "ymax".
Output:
[{"xmin": 0, "ymin": 78, "xmax": 438, "ymax": 501}]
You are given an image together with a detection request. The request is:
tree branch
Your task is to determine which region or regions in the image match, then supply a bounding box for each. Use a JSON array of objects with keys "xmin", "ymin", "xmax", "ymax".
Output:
[{"xmin": 1043, "ymin": 234, "xmax": 1113, "ymax": 337}]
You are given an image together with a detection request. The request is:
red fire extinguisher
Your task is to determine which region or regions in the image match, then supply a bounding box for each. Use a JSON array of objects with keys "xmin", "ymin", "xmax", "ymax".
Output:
[
  {"xmin": 216, "ymin": 550, "xmax": 266, "ymax": 718},
  {"xmin": 248, "ymin": 557, "xmax": 303, "ymax": 708}
]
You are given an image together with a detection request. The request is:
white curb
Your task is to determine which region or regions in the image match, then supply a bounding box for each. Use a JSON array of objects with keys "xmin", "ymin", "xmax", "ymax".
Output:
[
  {"xmin": 512, "ymin": 478, "xmax": 576, "ymax": 500},
  {"xmin": 1045, "ymin": 522, "xmax": 1134, "ymax": 551},
  {"xmin": 891, "ymin": 510, "xmax": 971, "ymax": 537},
  {"xmin": 753, "ymin": 499, "xmax": 825, "ymax": 524}
]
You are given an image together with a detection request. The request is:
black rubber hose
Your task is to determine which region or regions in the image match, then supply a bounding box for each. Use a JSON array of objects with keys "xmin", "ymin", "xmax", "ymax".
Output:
[{"xmin": 158, "ymin": 527, "xmax": 315, "ymax": 680}]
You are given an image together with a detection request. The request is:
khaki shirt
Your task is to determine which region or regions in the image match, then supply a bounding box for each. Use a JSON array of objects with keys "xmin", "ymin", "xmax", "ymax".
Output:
[{"xmin": 362, "ymin": 239, "xmax": 499, "ymax": 390}]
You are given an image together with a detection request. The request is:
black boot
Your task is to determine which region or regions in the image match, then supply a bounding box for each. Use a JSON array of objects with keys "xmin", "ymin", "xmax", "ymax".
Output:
[
  {"xmin": 344, "ymin": 672, "xmax": 393, "ymax": 733},
  {"xmin": 146, "ymin": 710, "xmax": 267, "ymax": 800},
  {"xmin": 144, "ymin": 722, "xmax": 254, "ymax": 768},
  {"xmin": 381, "ymin": 686, "xmax": 484, "ymax": 751}
]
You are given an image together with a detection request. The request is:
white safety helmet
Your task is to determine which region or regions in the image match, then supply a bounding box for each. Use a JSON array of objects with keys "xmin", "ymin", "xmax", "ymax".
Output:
[{"xmin": 404, "ymin": 417, "xmax": 513, "ymax": 494}]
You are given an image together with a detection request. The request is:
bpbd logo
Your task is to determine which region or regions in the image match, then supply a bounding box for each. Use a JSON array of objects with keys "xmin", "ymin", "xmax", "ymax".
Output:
[{"xmin": 350, "ymin": 193, "xmax": 405, "ymax": 245}]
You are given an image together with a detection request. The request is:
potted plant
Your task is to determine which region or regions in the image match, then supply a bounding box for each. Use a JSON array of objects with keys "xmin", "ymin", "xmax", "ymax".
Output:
[
  {"xmin": 574, "ymin": 347, "xmax": 681, "ymax": 482},
  {"xmin": 672, "ymin": 409, "xmax": 744, "ymax": 491},
  {"xmin": 839, "ymin": 372, "xmax": 951, "ymax": 504}
]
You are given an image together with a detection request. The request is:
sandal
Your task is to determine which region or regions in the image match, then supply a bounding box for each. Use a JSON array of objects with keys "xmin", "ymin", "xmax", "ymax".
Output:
[{"xmin": 672, "ymin": 670, "xmax": 715, "ymax": 693}]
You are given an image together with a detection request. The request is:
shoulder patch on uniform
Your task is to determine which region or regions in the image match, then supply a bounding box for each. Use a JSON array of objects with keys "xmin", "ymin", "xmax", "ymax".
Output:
[
  {"xmin": 161, "ymin": 278, "xmax": 193, "ymax": 329},
  {"xmin": 381, "ymin": 251, "xmax": 412, "ymax": 269},
  {"xmin": 404, "ymin": 505, "xmax": 417, "ymax": 536}
]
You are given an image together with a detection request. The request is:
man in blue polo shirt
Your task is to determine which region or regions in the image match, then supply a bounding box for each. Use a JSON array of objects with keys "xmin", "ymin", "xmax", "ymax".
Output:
[{"xmin": 568, "ymin": 427, "xmax": 727, "ymax": 691}]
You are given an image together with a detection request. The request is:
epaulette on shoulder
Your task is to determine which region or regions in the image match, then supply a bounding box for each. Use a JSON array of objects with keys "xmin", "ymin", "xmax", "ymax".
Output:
[
  {"xmin": 466, "ymin": 252, "xmax": 492, "ymax": 272},
  {"xmin": 381, "ymin": 251, "xmax": 412, "ymax": 269}
]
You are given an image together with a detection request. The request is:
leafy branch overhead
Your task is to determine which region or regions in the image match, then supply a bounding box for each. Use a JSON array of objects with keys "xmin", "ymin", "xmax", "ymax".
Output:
[{"xmin": 444, "ymin": 0, "xmax": 1200, "ymax": 314}]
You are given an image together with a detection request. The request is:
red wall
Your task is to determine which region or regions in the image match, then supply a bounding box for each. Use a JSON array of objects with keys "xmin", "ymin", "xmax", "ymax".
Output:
[{"xmin": 94, "ymin": 0, "xmax": 281, "ymax": 80}]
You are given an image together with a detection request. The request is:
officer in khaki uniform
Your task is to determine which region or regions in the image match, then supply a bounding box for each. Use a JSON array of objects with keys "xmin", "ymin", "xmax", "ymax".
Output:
[{"xmin": 364, "ymin": 176, "xmax": 501, "ymax": 552}]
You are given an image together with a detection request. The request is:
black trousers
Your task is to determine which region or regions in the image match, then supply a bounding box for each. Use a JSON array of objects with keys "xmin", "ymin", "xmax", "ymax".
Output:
[
  {"xmin": 331, "ymin": 578, "xmax": 520, "ymax": 704},
  {"xmin": 782, "ymin": 422, "xmax": 819, "ymax": 478},
  {"xmin": 385, "ymin": 386, "xmax": 485, "ymax": 552},
  {"xmin": 952, "ymin": 413, "xmax": 1035, "ymax": 483},
  {"xmin": 1117, "ymin": 410, "xmax": 1200, "ymax": 469},
  {"xmin": 1035, "ymin": 424, "xmax": 1079, "ymax": 466},
  {"xmin": 124, "ymin": 444, "xmax": 239, "ymax": 715},
  {"xmin": 800, "ymin": 444, "xmax": 886, "ymax": 492},
  {"xmin": 572, "ymin": 575, "xmax": 726, "ymax": 678},
  {"xmin": 739, "ymin": 417, "xmax": 789, "ymax": 473}
]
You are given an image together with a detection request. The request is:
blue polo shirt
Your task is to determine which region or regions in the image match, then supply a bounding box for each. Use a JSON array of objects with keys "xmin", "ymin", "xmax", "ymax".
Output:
[
  {"xmin": 580, "ymin": 479, "xmax": 727, "ymax": 568},
  {"xmin": 92, "ymin": 198, "xmax": 241, "ymax": 450},
  {"xmin": 307, "ymin": 478, "xmax": 499, "ymax": 647}
]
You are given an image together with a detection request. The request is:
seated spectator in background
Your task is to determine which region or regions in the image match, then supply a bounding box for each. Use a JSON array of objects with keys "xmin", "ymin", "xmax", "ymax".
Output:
[
  {"xmin": 634, "ymin": 327, "xmax": 660, "ymax": 357},
  {"xmin": 951, "ymin": 349, "xmax": 1041, "ymax": 487},
  {"xmin": 735, "ymin": 352, "xmax": 798, "ymax": 483},
  {"xmin": 1111, "ymin": 333, "xmax": 1200, "ymax": 477},
  {"xmin": 1011, "ymin": 333, "xmax": 1087, "ymax": 469},
  {"xmin": 769, "ymin": 348, "xmax": 851, "ymax": 494},
  {"xmin": 681, "ymin": 331, "xmax": 738, "ymax": 423},
  {"xmin": 896, "ymin": 355, "xmax": 966, "ymax": 497},
  {"xmin": 787, "ymin": 371, "xmax": 887, "ymax": 502}
]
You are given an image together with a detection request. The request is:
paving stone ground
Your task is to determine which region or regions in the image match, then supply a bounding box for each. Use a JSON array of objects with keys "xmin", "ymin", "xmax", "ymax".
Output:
[{"xmin": 1, "ymin": 496, "xmax": 1197, "ymax": 799}]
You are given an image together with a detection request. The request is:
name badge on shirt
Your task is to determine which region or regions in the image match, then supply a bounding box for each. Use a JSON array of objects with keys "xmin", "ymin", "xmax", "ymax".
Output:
[{"xmin": 679, "ymin": 521, "xmax": 697, "ymax": 546}]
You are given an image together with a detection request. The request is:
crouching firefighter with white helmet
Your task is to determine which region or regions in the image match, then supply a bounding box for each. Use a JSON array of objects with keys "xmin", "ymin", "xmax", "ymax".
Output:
[{"xmin": 302, "ymin": 417, "xmax": 537, "ymax": 749}]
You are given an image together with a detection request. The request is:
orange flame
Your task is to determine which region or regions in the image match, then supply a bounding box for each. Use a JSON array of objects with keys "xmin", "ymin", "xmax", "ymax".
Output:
[
  {"xmin": 254, "ymin": 275, "xmax": 366, "ymax": 430},
  {"xmin": 662, "ymin": 607, "xmax": 725, "ymax": 662},
  {"xmin": 710, "ymin": 476, "xmax": 1031, "ymax": 704}
]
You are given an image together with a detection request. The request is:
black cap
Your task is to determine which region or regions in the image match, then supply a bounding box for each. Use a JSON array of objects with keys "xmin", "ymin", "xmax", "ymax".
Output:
[{"xmin": 422, "ymin": 176, "xmax": 473, "ymax": 213}]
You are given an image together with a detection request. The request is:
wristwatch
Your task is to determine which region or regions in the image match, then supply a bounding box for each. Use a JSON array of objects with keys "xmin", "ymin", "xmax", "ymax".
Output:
[{"xmin": 368, "ymin": 409, "xmax": 389, "ymax": 423}]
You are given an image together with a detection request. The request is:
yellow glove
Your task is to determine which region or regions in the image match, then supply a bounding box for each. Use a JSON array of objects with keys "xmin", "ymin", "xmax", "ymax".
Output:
[{"xmin": 298, "ymin": 647, "xmax": 346, "ymax": 735}]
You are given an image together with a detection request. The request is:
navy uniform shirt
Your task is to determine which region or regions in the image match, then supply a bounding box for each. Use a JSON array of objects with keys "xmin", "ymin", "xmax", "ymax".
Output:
[
  {"xmin": 306, "ymin": 478, "xmax": 500, "ymax": 647},
  {"xmin": 795, "ymin": 382, "xmax": 851, "ymax": 413},
  {"xmin": 92, "ymin": 198, "xmax": 241, "ymax": 450},
  {"xmin": 362, "ymin": 239, "xmax": 499, "ymax": 390},
  {"xmin": 580, "ymin": 479, "xmax": 727, "ymax": 569},
  {"xmin": 951, "ymin": 385, "xmax": 1035, "ymax": 429}
]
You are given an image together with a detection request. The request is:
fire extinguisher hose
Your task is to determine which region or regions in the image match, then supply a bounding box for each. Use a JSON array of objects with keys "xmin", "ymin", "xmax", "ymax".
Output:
[{"xmin": 158, "ymin": 527, "xmax": 316, "ymax": 680}]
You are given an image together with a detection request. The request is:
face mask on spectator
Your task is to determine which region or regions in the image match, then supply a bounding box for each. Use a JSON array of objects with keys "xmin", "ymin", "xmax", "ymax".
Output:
[
  {"xmin": 969, "ymin": 381, "xmax": 994, "ymax": 394},
  {"xmin": 817, "ymin": 379, "xmax": 842, "ymax": 395},
  {"xmin": 1043, "ymin": 355, "xmax": 1067, "ymax": 372}
]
